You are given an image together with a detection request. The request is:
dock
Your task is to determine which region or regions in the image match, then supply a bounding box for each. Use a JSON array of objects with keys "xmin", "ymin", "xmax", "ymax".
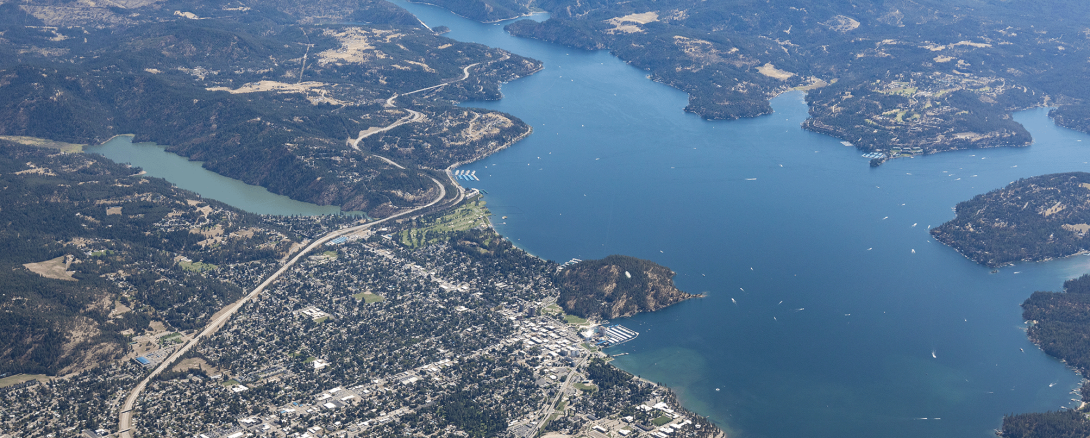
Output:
[
  {"xmin": 598, "ymin": 324, "xmax": 638, "ymax": 347},
  {"xmin": 453, "ymin": 169, "xmax": 479, "ymax": 181}
]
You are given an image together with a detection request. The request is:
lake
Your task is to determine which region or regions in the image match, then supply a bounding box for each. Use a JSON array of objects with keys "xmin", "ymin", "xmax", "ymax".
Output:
[
  {"xmin": 392, "ymin": 2, "xmax": 1090, "ymax": 437},
  {"xmin": 85, "ymin": 135, "xmax": 350, "ymax": 216}
]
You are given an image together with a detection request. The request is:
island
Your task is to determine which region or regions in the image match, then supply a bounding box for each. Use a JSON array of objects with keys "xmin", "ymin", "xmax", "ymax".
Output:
[
  {"xmin": 557, "ymin": 255, "xmax": 698, "ymax": 320},
  {"xmin": 930, "ymin": 172, "xmax": 1090, "ymax": 267}
]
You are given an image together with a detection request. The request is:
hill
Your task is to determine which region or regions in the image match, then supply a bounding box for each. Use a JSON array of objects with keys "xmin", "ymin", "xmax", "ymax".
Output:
[
  {"xmin": 930, "ymin": 172, "xmax": 1090, "ymax": 267},
  {"xmin": 495, "ymin": 0, "xmax": 1090, "ymax": 162},
  {"xmin": 556, "ymin": 255, "xmax": 696, "ymax": 319},
  {"xmin": 0, "ymin": 142, "xmax": 306, "ymax": 376},
  {"xmin": 1000, "ymin": 274, "xmax": 1090, "ymax": 437},
  {"xmin": 0, "ymin": 0, "xmax": 541, "ymax": 217}
]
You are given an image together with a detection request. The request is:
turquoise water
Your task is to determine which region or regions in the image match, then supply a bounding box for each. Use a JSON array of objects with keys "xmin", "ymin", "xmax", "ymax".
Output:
[
  {"xmin": 394, "ymin": 2, "xmax": 1090, "ymax": 437},
  {"xmin": 86, "ymin": 135, "xmax": 349, "ymax": 216}
]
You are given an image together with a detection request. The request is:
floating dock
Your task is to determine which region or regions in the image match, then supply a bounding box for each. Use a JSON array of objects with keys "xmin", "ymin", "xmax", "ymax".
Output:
[
  {"xmin": 599, "ymin": 324, "xmax": 639, "ymax": 347},
  {"xmin": 556, "ymin": 258, "xmax": 582, "ymax": 271},
  {"xmin": 453, "ymin": 170, "xmax": 480, "ymax": 181}
]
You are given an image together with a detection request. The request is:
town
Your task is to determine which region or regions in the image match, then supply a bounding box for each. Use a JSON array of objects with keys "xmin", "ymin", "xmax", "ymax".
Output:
[{"xmin": 0, "ymin": 191, "xmax": 722, "ymax": 438}]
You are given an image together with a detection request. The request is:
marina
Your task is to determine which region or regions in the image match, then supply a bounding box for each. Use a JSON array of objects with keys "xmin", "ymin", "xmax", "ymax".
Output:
[
  {"xmin": 557, "ymin": 258, "xmax": 582, "ymax": 271},
  {"xmin": 453, "ymin": 169, "xmax": 480, "ymax": 181},
  {"xmin": 393, "ymin": 1, "xmax": 1090, "ymax": 435},
  {"xmin": 599, "ymin": 324, "xmax": 639, "ymax": 347}
]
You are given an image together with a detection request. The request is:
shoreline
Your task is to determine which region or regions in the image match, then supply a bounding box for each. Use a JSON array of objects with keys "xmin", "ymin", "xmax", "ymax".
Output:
[{"xmin": 404, "ymin": 0, "xmax": 548, "ymax": 25}]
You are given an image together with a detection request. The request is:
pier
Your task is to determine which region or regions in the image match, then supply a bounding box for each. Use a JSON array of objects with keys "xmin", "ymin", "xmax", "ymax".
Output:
[
  {"xmin": 597, "ymin": 324, "xmax": 638, "ymax": 347},
  {"xmin": 453, "ymin": 169, "xmax": 480, "ymax": 181}
]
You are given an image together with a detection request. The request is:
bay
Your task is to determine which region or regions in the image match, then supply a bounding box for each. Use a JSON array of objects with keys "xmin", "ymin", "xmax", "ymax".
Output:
[
  {"xmin": 393, "ymin": 2, "xmax": 1090, "ymax": 437},
  {"xmin": 86, "ymin": 135, "xmax": 351, "ymax": 216}
]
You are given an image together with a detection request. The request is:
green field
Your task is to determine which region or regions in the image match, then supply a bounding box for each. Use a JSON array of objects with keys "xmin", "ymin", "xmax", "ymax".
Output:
[
  {"xmin": 322, "ymin": 250, "xmax": 338, "ymax": 258},
  {"xmin": 222, "ymin": 379, "xmax": 241, "ymax": 387},
  {"xmin": 564, "ymin": 314, "xmax": 587, "ymax": 325},
  {"xmin": 160, "ymin": 332, "xmax": 183, "ymax": 344},
  {"xmin": 0, "ymin": 374, "xmax": 46, "ymax": 388},
  {"xmin": 544, "ymin": 412, "xmax": 560, "ymax": 428},
  {"xmin": 573, "ymin": 382, "xmax": 597, "ymax": 392},
  {"xmin": 652, "ymin": 415, "xmax": 673, "ymax": 426},
  {"xmin": 399, "ymin": 199, "xmax": 491, "ymax": 248},
  {"xmin": 179, "ymin": 261, "xmax": 218, "ymax": 272},
  {"xmin": 353, "ymin": 292, "xmax": 385, "ymax": 303}
]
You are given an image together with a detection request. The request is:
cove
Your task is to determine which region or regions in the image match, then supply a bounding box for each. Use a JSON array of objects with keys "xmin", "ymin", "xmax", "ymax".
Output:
[
  {"xmin": 393, "ymin": 2, "xmax": 1090, "ymax": 438},
  {"xmin": 85, "ymin": 135, "xmax": 350, "ymax": 216}
]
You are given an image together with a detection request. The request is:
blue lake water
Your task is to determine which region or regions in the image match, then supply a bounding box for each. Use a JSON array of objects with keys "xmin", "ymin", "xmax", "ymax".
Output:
[
  {"xmin": 86, "ymin": 135, "xmax": 350, "ymax": 216},
  {"xmin": 394, "ymin": 2, "xmax": 1090, "ymax": 437}
]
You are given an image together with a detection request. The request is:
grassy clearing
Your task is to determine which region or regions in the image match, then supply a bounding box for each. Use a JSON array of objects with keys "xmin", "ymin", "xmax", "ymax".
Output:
[
  {"xmin": 90, "ymin": 250, "xmax": 115, "ymax": 257},
  {"xmin": 652, "ymin": 415, "xmax": 672, "ymax": 426},
  {"xmin": 555, "ymin": 400, "xmax": 568, "ymax": 411},
  {"xmin": 0, "ymin": 135, "xmax": 84, "ymax": 153},
  {"xmin": 544, "ymin": 412, "xmax": 560, "ymax": 428},
  {"xmin": 573, "ymin": 382, "xmax": 597, "ymax": 392},
  {"xmin": 353, "ymin": 292, "xmax": 385, "ymax": 303},
  {"xmin": 304, "ymin": 356, "xmax": 317, "ymax": 363},
  {"xmin": 180, "ymin": 261, "xmax": 218, "ymax": 272},
  {"xmin": 223, "ymin": 379, "xmax": 241, "ymax": 387},
  {"xmin": 564, "ymin": 314, "xmax": 587, "ymax": 325},
  {"xmin": 400, "ymin": 199, "xmax": 490, "ymax": 248},
  {"xmin": 160, "ymin": 332, "xmax": 183, "ymax": 344},
  {"xmin": 322, "ymin": 250, "xmax": 338, "ymax": 258},
  {"xmin": 315, "ymin": 316, "xmax": 330, "ymax": 323},
  {"xmin": 0, "ymin": 374, "xmax": 47, "ymax": 388},
  {"xmin": 23, "ymin": 256, "xmax": 76, "ymax": 281}
]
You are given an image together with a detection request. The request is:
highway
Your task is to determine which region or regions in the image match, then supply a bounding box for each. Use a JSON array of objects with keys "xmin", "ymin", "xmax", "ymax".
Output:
[{"xmin": 117, "ymin": 175, "xmax": 447, "ymax": 438}]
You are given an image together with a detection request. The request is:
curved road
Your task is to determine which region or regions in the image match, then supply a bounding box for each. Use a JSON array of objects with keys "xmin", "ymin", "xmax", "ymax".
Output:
[
  {"xmin": 119, "ymin": 51, "xmax": 512, "ymax": 437},
  {"xmin": 350, "ymin": 59, "xmax": 493, "ymax": 149},
  {"xmin": 117, "ymin": 176, "xmax": 447, "ymax": 438}
]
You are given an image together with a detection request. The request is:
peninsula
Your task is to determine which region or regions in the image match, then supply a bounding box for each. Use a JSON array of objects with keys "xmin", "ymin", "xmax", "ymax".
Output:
[
  {"xmin": 557, "ymin": 255, "xmax": 698, "ymax": 320},
  {"xmin": 489, "ymin": 0, "xmax": 1090, "ymax": 162},
  {"xmin": 0, "ymin": 140, "xmax": 724, "ymax": 438},
  {"xmin": 935, "ymin": 173, "xmax": 1090, "ymax": 437},
  {"xmin": 0, "ymin": 0, "xmax": 540, "ymax": 217},
  {"xmin": 930, "ymin": 172, "xmax": 1090, "ymax": 267},
  {"xmin": 1001, "ymin": 274, "xmax": 1090, "ymax": 437}
]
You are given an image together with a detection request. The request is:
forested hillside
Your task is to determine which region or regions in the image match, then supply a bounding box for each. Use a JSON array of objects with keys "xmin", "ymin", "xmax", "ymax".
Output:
[
  {"xmin": 0, "ymin": 142, "xmax": 298, "ymax": 375},
  {"xmin": 0, "ymin": 0, "xmax": 541, "ymax": 217},
  {"xmin": 931, "ymin": 172, "xmax": 1090, "ymax": 267},
  {"xmin": 494, "ymin": 0, "xmax": 1090, "ymax": 161},
  {"xmin": 999, "ymin": 274, "xmax": 1090, "ymax": 436},
  {"xmin": 556, "ymin": 255, "xmax": 696, "ymax": 319}
]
